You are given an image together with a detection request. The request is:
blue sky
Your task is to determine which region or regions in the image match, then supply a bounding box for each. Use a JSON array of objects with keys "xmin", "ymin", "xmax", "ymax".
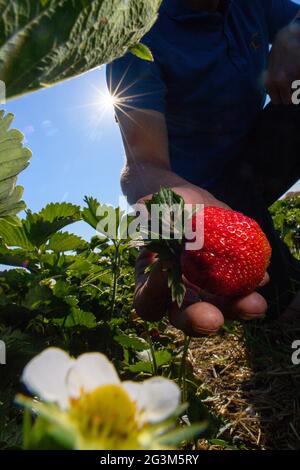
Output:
[
  {"xmin": 4, "ymin": 67, "xmax": 122, "ymax": 239},
  {"xmin": 3, "ymin": 1, "xmax": 300, "ymax": 240}
]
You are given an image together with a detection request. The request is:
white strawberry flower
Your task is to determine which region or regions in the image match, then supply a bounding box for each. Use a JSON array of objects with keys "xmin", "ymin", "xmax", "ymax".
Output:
[{"xmin": 20, "ymin": 348, "xmax": 181, "ymax": 450}]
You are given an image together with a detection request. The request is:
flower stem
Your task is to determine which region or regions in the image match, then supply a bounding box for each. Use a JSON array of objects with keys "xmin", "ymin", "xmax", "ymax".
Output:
[
  {"xmin": 110, "ymin": 241, "xmax": 120, "ymax": 318},
  {"xmin": 179, "ymin": 334, "xmax": 191, "ymax": 402},
  {"xmin": 145, "ymin": 322, "xmax": 158, "ymax": 375}
]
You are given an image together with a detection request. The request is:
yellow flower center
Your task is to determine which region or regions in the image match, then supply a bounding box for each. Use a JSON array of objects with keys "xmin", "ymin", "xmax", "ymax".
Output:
[{"xmin": 68, "ymin": 384, "xmax": 140, "ymax": 450}]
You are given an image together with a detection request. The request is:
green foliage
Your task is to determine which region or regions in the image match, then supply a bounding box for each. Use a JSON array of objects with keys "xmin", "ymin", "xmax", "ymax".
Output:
[
  {"xmin": 2, "ymin": 187, "xmax": 298, "ymax": 449},
  {"xmin": 270, "ymin": 192, "xmax": 300, "ymax": 259},
  {"xmin": 129, "ymin": 43, "xmax": 154, "ymax": 61},
  {"xmin": 47, "ymin": 232, "xmax": 88, "ymax": 253},
  {"xmin": 0, "ymin": 0, "xmax": 161, "ymax": 100},
  {"xmin": 0, "ymin": 111, "xmax": 31, "ymax": 218},
  {"xmin": 0, "ymin": 202, "xmax": 81, "ymax": 251},
  {"xmin": 0, "ymin": 193, "xmax": 210, "ymax": 449},
  {"xmin": 144, "ymin": 188, "xmax": 190, "ymax": 307}
]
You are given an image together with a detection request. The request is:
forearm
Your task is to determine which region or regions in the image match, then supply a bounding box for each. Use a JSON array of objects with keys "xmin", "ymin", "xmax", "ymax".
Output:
[{"xmin": 121, "ymin": 161, "xmax": 225, "ymax": 207}]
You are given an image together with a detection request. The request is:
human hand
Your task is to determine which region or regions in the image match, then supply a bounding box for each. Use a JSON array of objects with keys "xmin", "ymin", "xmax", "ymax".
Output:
[{"xmin": 134, "ymin": 193, "xmax": 269, "ymax": 337}]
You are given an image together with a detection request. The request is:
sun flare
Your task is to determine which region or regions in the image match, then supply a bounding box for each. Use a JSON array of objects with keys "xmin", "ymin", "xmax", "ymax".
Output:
[{"xmin": 97, "ymin": 90, "xmax": 118, "ymax": 112}]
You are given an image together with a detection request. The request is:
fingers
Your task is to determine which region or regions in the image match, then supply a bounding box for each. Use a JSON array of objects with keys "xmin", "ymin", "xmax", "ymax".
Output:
[
  {"xmin": 169, "ymin": 299, "xmax": 225, "ymax": 337},
  {"xmin": 168, "ymin": 290, "xmax": 268, "ymax": 338},
  {"xmin": 258, "ymin": 271, "xmax": 270, "ymax": 287},
  {"xmin": 135, "ymin": 247, "xmax": 269, "ymax": 333},
  {"xmin": 193, "ymin": 271, "xmax": 269, "ymax": 321},
  {"xmin": 202, "ymin": 288, "xmax": 268, "ymax": 321},
  {"xmin": 229, "ymin": 291, "xmax": 268, "ymax": 320},
  {"xmin": 134, "ymin": 249, "xmax": 171, "ymax": 322}
]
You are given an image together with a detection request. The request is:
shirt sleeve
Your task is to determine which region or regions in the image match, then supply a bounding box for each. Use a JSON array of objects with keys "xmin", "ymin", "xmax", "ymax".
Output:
[
  {"xmin": 106, "ymin": 52, "xmax": 167, "ymax": 116},
  {"xmin": 267, "ymin": 0, "xmax": 300, "ymax": 42}
]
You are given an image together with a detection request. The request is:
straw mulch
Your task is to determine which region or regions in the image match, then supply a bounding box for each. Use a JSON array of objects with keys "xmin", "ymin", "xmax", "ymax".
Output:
[{"xmin": 186, "ymin": 318, "xmax": 300, "ymax": 450}]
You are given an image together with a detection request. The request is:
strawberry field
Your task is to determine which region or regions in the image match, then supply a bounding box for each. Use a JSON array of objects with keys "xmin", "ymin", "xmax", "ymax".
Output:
[
  {"xmin": 0, "ymin": 0, "xmax": 300, "ymax": 452},
  {"xmin": 0, "ymin": 109, "xmax": 299, "ymax": 448}
]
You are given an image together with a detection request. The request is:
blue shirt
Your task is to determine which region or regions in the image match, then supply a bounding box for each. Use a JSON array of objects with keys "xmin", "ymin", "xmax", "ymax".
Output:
[{"xmin": 106, "ymin": 0, "xmax": 299, "ymax": 188}]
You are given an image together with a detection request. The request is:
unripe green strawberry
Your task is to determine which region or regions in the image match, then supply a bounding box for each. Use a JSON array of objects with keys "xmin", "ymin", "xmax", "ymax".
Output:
[{"xmin": 181, "ymin": 206, "xmax": 272, "ymax": 297}]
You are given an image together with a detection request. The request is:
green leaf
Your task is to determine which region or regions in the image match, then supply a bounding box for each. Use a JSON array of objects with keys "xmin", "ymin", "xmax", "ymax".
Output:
[
  {"xmin": 0, "ymin": 203, "xmax": 82, "ymax": 249},
  {"xmin": 67, "ymin": 257, "xmax": 93, "ymax": 276},
  {"xmin": 38, "ymin": 202, "xmax": 81, "ymax": 224},
  {"xmin": 82, "ymin": 196, "xmax": 123, "ymax": 240},
  {"xmin": 158, "ymin": 422, "xmax": 207, "ymax": 446},
  {"xmin": 22, "ymin": 284, "xmax": 53, "ymax": 311},
  {"xmin": 16, "ymin": 396, "xmax": 76, "ymax": 450},
  {"xmin": 23, "ymin": 203, "xmax": 81, "ymax": 247},
  {"xmin": 47, "ymin": 231, "xmax": 87, "ymax": 252},
  {"xmin": 81, "ymin": 196, "xmax": 102, "ymax": 230},
  {"xmin": 50, "ymin": 279, "xmax": 71, "ymax": 297},
  {"xmin": 129, "ymin": 43, "xmax": 154, "ymax": 61},
  {"xmin": 22, "ymin": 409, "xmax": 32, "ymax": 450},
  {"xmin": 0, "ymin": 111, "xmax": 31, "ymax": 218},
  {"xmin": 0, "ymin": 186, "xmax": 25, "ymax": 217},
  {"xmin": 0, "ymin": 218, "xmax": 34, "ymax": 250},
  {"xmin": 126, "ymin": 350, "xmax": 172, "ymax": 373},
  {"xmin": 114, "ymin": 331, "xmax": 149, "ymax": 351},
  {"xmin": 154, "ymin": 349, "xmax": 172, "ymax": 367},
  {"xmin": 126, "ymin": 361, "xmax": 153, "ymax": 374},
  {"xmin": 48, "ymin": 280, "xmax": 78, "ymax": 308},
  {"xmin": 143, "ymin": 188, "xmax": 190, "ymax": 307},
  {"xmin": 167, "ymin": 264, "xmax": 186, "ymax": 308},
  {"xmin": 63, "ymin": 308, "xmax": 97, "ymax": 329},
  {"xmin": 0, "ymin": 0, "xmax": 162, "ymax": 100},
  {"xmin": 145, "ymin": 187, "xmax": 185, "ymax": 209},
  {"xmin": 187, "ymin": 389, "xmax": 222, "ymax": 438}
]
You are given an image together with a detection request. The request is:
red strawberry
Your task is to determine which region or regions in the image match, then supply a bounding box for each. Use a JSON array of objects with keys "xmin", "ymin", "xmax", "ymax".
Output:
[{"xmin": 181, "ymin": 206, "xmax": 272, "ymax": 297}]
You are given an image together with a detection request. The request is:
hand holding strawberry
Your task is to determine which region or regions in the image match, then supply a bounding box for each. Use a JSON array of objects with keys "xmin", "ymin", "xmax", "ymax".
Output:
[{"xmin": 134, "ymin": 188, "xmax": 270, "ymax": 337}]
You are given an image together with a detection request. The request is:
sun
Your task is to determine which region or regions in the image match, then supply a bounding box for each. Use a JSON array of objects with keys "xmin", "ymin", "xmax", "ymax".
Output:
[
  {"xmin": 97, "ymin": 91, "xmax": 118, "ymax": 112},
  {"xmin": 73, "ymin": 72, "xmax": 150, "ymax": 142},
  {"xmin": 77, "ymin": 83, "xmax": 121, "ymax": 141}
]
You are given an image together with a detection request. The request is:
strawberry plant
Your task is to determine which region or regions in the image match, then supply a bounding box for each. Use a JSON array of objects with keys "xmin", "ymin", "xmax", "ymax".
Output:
[
  {"xmin": 0, "ymin": 196, "xmax": 186, "ymax": 449},
  {"xmin": 0, "ymin": 111, "xmax": 295, "ymax": 450},
  {"xmin": 0, "ymin": 111, "xmax": 31, "ymax": 218},
  {"xmin": 0, "ymin": 1, "xmax": 209, "ymax": 451},
  {"xmin": 0, "ymin": 0, "xmax": 161, "ymax": 100},
  {"xmin": 270, "ymin": 192, "xmax": 300, "ymax": 260}
]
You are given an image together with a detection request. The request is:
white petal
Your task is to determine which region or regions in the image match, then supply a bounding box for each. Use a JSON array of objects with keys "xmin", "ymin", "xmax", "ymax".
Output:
[
  {"xmin": 135, "ymin": 377, "xmax": 181, "ymax": 424},
  {"xmin": 21, "ymin": 348, "xmax": 74, "ymax": 409},
  {"xmin": 66, "ymin": 353, "xmax": 120, "ymax": 397},
  {"xmin": 122, "ymin": 381, "xmax": 142, "ymax": 403}
]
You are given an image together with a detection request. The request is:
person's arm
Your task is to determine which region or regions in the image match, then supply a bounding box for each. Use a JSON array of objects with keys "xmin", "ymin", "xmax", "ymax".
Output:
[
  {"xmin": 107, "ymin": 46, "xmax": 268, "ymax": 335},
  {"xmin": 265, "ymin": 2, "xmax": 300, "ymax": 104},
  {"xmin": 118, "ymin": 107, "xmax": 225, "ymax": 207},
  {"xmin": 117, "ymin": 107, "xmax": 268, "ymax": 335}
]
